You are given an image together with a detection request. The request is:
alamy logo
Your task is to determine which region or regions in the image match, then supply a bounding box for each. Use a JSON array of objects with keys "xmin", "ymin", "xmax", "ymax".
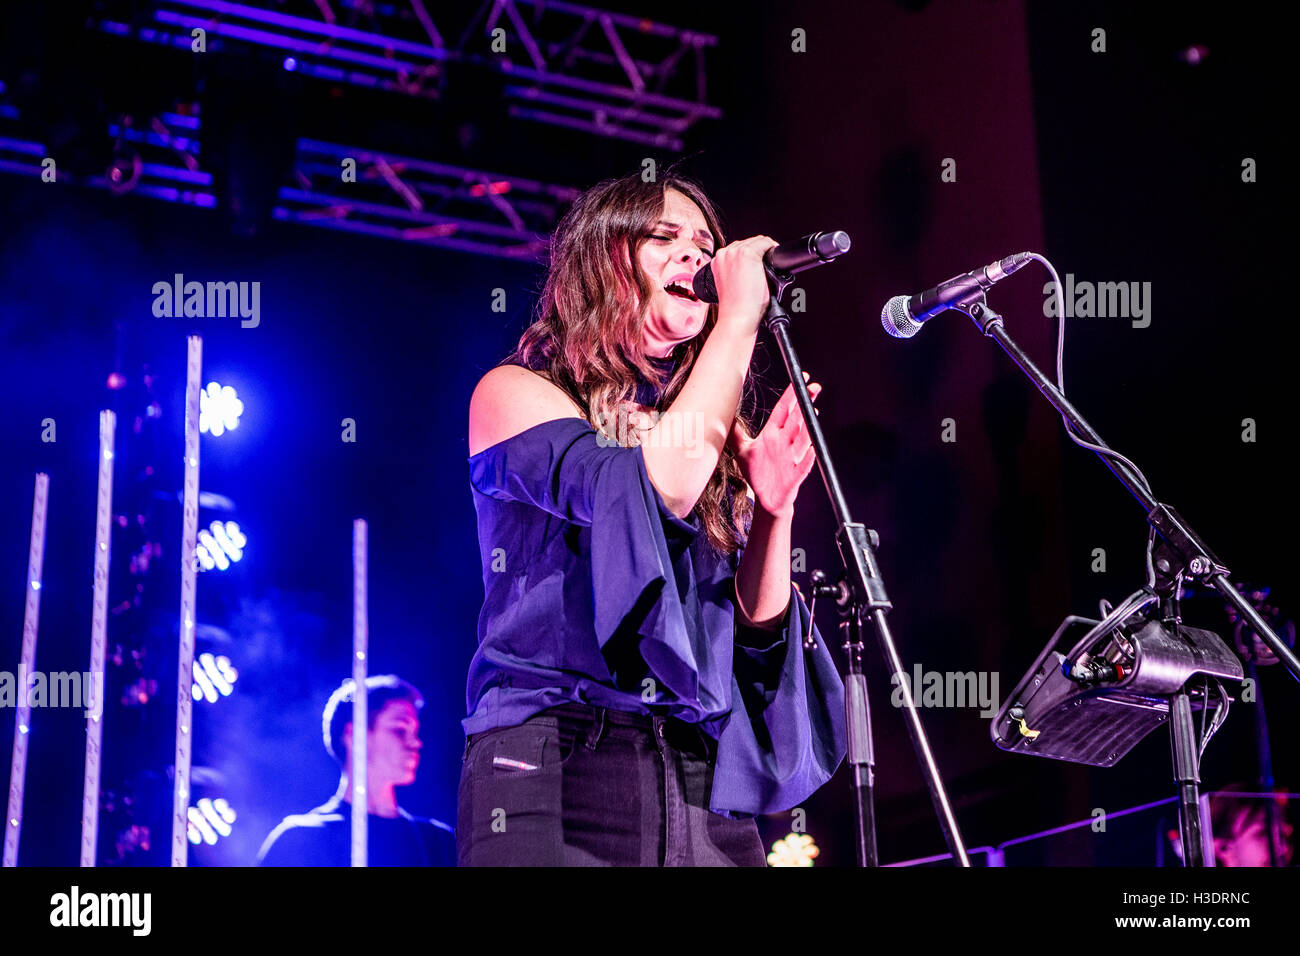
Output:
[
  {"xmin": 152, "ymin": 274, "xmax": 260, "ymax": 328},
  {"xmin": 1043, "ymin": 274, "xmax": 1151, "ymax": 328},
  {"xmin": 0, "ymin": 667, "xmax": 103, "ymax": 719},
  {"xmin": 50, "ymin": 886, "xmax": 151, "ymax": 936},
  {"xmin": 594, "ymin": 408, "xmax": 704, "ymax": 459},
  {"xmin": 890, "ymin": 664, "xmax": 1000, "ymax": 718}
]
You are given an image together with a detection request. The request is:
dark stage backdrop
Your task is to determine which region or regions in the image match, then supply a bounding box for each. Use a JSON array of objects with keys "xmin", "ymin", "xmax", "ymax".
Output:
[{"xmin": 0, "ymin": 0, "xmax": 1291, "ymax": 867}]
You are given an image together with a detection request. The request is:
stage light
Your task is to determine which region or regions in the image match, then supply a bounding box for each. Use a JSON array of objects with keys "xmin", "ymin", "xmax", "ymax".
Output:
[
  {"xmin": 211, "ymin": 798, "xmax": 237, "ymax": 825},
  {"xmin": 198, "ymin": 798, "xmax": 234, "ymax": 836},
  {"xmin": 215, "ymin": 655, "xmax": 238, "ymax": 684},
  {"xmin": 283, "ymin": 57, "xmax": 298, "ymax": 71},
  {"xmin": 192, "ymin": 663, "xmax": 216, "ymax": 703},
  {"xmin": 195, "ymin": 543, "xmax": 217, "ymax": 571},
  {"xmin": 196, "ymin": 530, "xmax": 226, "ymax": 570},
  {"xmin": 210, "ymin": 521, "xmax": 245, "ymax": 561},
  {"xmin": 767, "ymin": 832, "xmax": 819, "ymax": 867},
  {"xmin": 187, "ymin": 807, "xmax": 216, "ymax": 845},
  {"xmin": 196, "ymin": 520, "xmax": 246, "ymax": 572},
  {"xmin": 193, "ymin": 652, "xmax": 238, "ymax": 703},
  {"xmin": 199, "ymin": 382, "xmax": 243, "ymax": 436},
  {"xmin": 187, "ymin": 798, "xmax": 237, "ymax": 845},
  {"xmin": 107, "ymin": 143, "xmax": 142, "ymax": 195}
]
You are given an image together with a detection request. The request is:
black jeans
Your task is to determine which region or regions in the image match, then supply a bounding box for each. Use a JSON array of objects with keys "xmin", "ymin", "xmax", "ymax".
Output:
[{"xmin": 457, "ymin": 703, "xmax": 766, "ymax": 866}]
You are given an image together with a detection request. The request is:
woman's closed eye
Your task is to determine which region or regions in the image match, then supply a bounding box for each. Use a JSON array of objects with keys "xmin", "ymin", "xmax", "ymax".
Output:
[{"xmin": 648, "ymin": 234, "xmax": 713, "ymax": 258}]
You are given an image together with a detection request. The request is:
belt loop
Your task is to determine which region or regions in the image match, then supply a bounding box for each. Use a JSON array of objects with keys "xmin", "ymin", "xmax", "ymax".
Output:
[{"xmin": 585, "ymin": 706, "xmax": 606, "ymax": 750}]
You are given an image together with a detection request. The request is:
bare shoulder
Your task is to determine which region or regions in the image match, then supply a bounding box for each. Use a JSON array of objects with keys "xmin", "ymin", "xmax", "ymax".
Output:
[{"xmin": 468, "ymin": 365, "xmax": 587, "ymax": 457}]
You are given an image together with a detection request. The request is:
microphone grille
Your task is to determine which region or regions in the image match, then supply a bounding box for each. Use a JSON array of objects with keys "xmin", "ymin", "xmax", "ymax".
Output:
[
  {"xmin": 692, "ymin": 267, "xmax": 718, "ymax": 304},
  {"xmin": 813, "ymin": 230, "xmax": 852, "ymax": 259},
  {"xmin": 881, "ymin": 296, "xmax": 920, "ymax": 339}
]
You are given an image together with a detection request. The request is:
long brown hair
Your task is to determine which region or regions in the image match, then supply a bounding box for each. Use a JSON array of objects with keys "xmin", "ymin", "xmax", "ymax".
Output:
[{"xmin": 503, "ymin": 170, "xmax": 757, "ymax": 556}]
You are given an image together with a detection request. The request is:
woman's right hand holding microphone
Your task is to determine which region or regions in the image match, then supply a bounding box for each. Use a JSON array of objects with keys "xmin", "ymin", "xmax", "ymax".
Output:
[{"xmin": 709, "ymin": 235, "xmax": 779, "ymax": 336}]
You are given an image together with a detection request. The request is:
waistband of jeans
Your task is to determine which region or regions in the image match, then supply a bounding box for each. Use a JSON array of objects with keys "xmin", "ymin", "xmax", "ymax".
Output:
[
  {"xmin": 540, "ymin": 702, "xmax": 660, "ymax": 728},
  {"xmin": 537, "ymin": 702, "xmax": 716, "ymax": 755}
]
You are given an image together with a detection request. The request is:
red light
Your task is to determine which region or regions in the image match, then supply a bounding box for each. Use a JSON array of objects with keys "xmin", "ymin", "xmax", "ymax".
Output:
[{"xmin": 107, "ymin": 372, "xmax": 127, "ymax": 390}]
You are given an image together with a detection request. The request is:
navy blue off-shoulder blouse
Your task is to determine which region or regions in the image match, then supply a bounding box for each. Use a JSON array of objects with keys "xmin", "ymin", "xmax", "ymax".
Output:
[{"xmin": 463, "ymin": 364, "xmax": 846, "ymax": 818}]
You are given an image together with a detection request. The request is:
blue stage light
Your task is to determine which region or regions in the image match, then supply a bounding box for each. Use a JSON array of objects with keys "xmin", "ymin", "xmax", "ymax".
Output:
[
  {"xmin": 196, "ymin": 520, "xmax": 246, "ymax": 572},
  {"xmin": 192, "ymin": 652, "xmax": 238, "ymax": 703},
  {"xmin": 199, "ymin": 382, "xmax": 244, "ymax": 437},
  {"xmin": 187, "ymin": 797, "xmax": 237, "ymax": 846}
]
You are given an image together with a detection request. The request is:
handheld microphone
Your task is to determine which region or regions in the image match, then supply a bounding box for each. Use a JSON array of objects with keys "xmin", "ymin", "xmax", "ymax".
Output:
[
  {"xmin": 881, "ymin": 252, "xmax": 1033, "ymax": 339},
  {"xmin": 691, "ymin": 230, "xmax": 851, "ymax": 304}
]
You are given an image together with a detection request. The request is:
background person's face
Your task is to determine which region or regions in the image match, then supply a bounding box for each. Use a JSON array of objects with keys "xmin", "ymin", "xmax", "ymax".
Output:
[
  {"xmin": 351, "ymin": 699, "xmax": 422, "ymax": 788},
  {"xmin": 636, "ymin": 188, "xmax": 715, "ymax": 357},
  {"xmin": 1217, "ymin": 809, "xmax": 1294, "ymax": 867}
]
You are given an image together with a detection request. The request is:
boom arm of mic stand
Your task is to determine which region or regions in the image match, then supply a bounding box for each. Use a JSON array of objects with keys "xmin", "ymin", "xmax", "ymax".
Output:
[
  {"xmin": 957, "ymin": 296, "xmax": 1300, "ymax": 684},
  {"xmin": 760, "ymin": 282, "xmax": 972, "ymax": 867}
]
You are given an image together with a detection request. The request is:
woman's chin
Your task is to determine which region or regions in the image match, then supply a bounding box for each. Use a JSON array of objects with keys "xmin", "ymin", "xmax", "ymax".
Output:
[
  {"xmin": 669, "ymin": 306, "xmax": 708, "ymax": 336},
  {"xmin": 645, "ymin": 307, "xmax": 706, "ymax": 351}
]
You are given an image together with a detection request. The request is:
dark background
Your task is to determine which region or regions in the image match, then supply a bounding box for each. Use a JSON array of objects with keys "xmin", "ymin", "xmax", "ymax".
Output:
[{"xmin": 0, "ymin": 0, "xmax": 1292, "ymax": 866}]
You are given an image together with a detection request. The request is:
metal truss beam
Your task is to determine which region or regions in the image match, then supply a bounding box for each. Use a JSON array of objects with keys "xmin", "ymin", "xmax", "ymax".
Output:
[
  {"xmin": 0, "ymin": 87, "xmax": 215, "ymax": 207},
  {"xmin": 89, "ymin": 0, "xmax": 721, "ymax": 148},
  {"xmin": 0, "ymin": 82, "xmax": 577, "ymax": 259},
  {"xmin": 275, "ymin": 137, "xmax": 580, "ymax": 259}
]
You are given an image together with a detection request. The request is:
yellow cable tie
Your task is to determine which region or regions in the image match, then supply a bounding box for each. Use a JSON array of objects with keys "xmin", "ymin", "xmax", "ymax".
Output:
[{"xmin": 1016, "ymin": 716, "xmax": 1041, "ymax": 740}]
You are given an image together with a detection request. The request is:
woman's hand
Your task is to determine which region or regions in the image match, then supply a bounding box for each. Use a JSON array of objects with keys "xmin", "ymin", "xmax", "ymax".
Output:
[
  {"xmin": 710, "ymin": 235, "xmax": 778, "ymax": 334},
  {"xmin": 728, "ymin": 373, "xmax": 821, "ymax": 518}
]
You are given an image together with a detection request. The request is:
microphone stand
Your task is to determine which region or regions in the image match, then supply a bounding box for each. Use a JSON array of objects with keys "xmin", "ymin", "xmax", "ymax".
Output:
[
  {"xmin": 956, "ymin": 293, "xmax": 1300, "ymax": 868},
  {"xmin": 958, "ymin": 294, "xmax": 1298, "ymax": 866},
  {"xmin": 760, "ymin": 268, "xmax": 971, "ymax": 867},
  {"xmin": 955, "ymin": 296, "xmax": 1299, "ymax": 683}
]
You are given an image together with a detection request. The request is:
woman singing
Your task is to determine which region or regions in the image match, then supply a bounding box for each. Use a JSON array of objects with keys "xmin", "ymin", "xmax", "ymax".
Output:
[{"xmin": 458, "ymin": 170, "xmax": 846, "ymax": 866}]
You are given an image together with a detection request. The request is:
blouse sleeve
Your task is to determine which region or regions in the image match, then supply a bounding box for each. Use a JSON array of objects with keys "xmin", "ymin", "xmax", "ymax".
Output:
[
  {"xmin": 468, "ymin": 417, "xmax": 711, "ymax": 704},
  {"xmin": 468, "ymin": 417, "xmax": 667, "ymax": 528},
  {"xmin": 710, "ymin": 581, "xmax": 847, "ymax": 819}
]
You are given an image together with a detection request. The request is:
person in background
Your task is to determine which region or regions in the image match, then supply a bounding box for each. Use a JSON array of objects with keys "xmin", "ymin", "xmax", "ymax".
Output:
[
  {"xmin": 1209, "ymin": 786, "xmax": 1293, "ymax": 867},
  {"xmin": 258, "ymin": 675, "xmax": 455, "ymax": 866},
  {"xmin": 1163, "ymin": 784, "xmax": 1293, "ymax": 866}
]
